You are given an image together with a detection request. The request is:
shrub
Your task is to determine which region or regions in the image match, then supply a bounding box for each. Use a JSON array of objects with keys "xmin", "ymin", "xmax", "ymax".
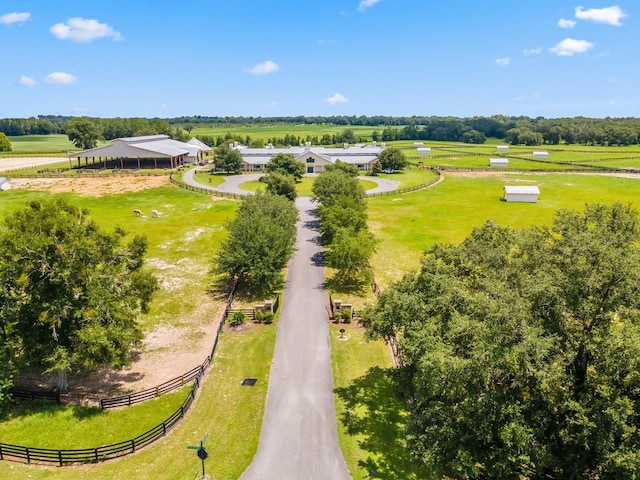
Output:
[
  {"xmin": 229, "ymin": 311, "xmax": 246, "ymax": 327},
  {"xmin": 255, "ymin": 310, "xmax": 265, "ymax": 323},
  {"xmin": 341, "ymin": 309, "xmax": 352, "ymax": 324},
  {"xmin": 263, "ymin": 311, "xmax": 274, "ymax": 324}
]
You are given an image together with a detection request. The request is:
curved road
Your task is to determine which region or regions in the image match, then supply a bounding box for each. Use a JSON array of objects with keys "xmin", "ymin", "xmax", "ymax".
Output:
[{"xmin": 181, "ymin": 169, "xmax": 398, "ymax": 196}]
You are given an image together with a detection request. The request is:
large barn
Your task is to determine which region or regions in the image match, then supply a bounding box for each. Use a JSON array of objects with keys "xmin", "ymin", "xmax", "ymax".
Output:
[
  {"xmin": 70, "ymin": 135, "xmax": 210, "ymax": 169},
  {"xmin": 237, "ymin": 142, "xmax": 385, "ymax": 173}
]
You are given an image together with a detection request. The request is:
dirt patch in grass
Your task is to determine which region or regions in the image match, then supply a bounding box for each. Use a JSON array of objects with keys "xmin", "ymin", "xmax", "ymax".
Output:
[{"xmin": 10, "ymin": 176, "xmax": 171, "ymax": 196}]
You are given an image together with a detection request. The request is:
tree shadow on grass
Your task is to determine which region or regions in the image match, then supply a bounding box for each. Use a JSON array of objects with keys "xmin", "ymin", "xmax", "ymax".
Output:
[
  {"xmin": 335, "ymin": 367, "xmax": 430, "ymax": 479},
  {"xmin": 325, "ymin": 275, "xmax": 369, "ymax": 297}
]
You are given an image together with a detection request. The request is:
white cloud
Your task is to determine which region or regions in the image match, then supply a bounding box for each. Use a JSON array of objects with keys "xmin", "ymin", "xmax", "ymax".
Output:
[
  {"xmin": 549, "ymin": 38, "xmax": 594, "ymax": 56},
  {"xmin": 324, "ymin": 93, "xmax": 348, "ymax": 105},
  {"xmin": 18, "ymin": 76, "xmax": 36, "ymax": 87},
  {"xmin": 0, "ymin": 11, "xmax": 30, "ymax": 25},
  {"xmin": 558, "ymin": 18, "xmax": 576, "ymax": 28},
  {"xmin": 45, "ymin": 72, "xmax": 78, "ymax": 85},
  {"xmin": 575, "ymin": 5, "xmax": 628, "ymax": 26},
  {"xmin": 49, "ymin": 17, "xmax": 122, "ymax": 42},
  {"xmin": 248, "ymin": 60, "xmax": 279, "ymax": 75},
  {"xmin": 358, "ymin": 0, "xmax": 381, "ymax": 12},
  {"xmin": 523, "ymin": 47, "xmax": 543, "ymax": 55},
  {"xmin": 495, "ymin": 57, "xmax": 511, "ymax": 66}
]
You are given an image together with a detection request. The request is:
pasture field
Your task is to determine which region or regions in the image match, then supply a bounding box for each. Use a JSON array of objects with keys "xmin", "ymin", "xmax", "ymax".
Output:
[
  {"xmin": 191, "ymin": 124, "xmax": 380, "ymax": 142},
  {"xmin": 4, "ymin": 135, "xmax": 107, "ymax": 155},
  {"xmin": 368, "ymin": 171, "xmax": 640, "ymax": 289},
  {"xmin": 0, "ymin": 325, "xmax": 275, "ymax": 480},
  {"xmin": 0, "ymin": 387, "xmax": 190, "ymax": 449}
]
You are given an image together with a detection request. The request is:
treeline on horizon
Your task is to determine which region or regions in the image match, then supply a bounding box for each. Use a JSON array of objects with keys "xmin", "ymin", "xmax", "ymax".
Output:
[{"xmin": 2, "ymin": 114, "xmax": 640, "ymax": 147}]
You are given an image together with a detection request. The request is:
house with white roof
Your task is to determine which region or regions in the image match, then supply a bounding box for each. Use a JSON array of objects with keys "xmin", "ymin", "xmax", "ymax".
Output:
[
  {"xmin": 237, "ymin": 142, "xmax": 385, "ymax": 173},
  {"xmin": 70, "ymin": 135, "xmax": 211, "ymax": 169}
]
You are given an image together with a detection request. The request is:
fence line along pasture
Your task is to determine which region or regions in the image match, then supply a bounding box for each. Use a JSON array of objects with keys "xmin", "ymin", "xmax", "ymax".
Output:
[
  {"xmin": 169, "ymin": 174, "xmax": 244, "ymax": 199},
  {"xmin": 0, "ymin": 278, "xmax": 245, "ymax": 466},
  {"xmin": 365, "ymin": 170, "xmax": 441, "ymax": 198}
]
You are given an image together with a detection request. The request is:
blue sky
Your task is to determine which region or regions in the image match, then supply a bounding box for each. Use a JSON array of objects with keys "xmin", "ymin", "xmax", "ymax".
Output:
[{"xmin": 0, "ymin": 1, "xmax": 637, "ymax": 119}]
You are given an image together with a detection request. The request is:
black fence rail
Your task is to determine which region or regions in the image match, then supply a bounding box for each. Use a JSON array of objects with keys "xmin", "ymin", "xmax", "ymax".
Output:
[
  {"xmin": 99, "ymin": 364, "xmax": 205, "ymax": 409},
  {"xmin": 0, "ymin": 374, "xmax": 201, "ymax": 466},
  {"xmin": 365, "ymin": 171, "xmax": 441, "ymax": 198},
  {"xmin": 9, "ymin": 389, "xmax": 60, "ymax": 403},
  {"xmin": 168, "ymin": 174, "xmax": 245, "ymax": 199}
]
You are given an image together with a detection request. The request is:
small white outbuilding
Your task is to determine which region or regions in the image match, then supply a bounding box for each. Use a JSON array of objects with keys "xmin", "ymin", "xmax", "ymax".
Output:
[
  {"xmin": 490, "ymin": 158, "xmax": 509, "ymax": 167},
  {"xmin": 417, "ymin": 147, "xmax": 431, "ymax": 155},
  {"xmin": 0, "ymin": 177, "xmax": 11, "ymax": 191},
  {"xmin": 533, "ymin": 151, "xmax": 549, "ymax": 159},
  {"xmin": 413, "ymin": 142, "xmax": 424, "ymax": 147},
  {"xmin": 497, "ymin": 145, "xmax": 509, "ymax": 152},
  {"xmin": 503, "ymin": 185, "xmax": 540, "ymax": 203}
]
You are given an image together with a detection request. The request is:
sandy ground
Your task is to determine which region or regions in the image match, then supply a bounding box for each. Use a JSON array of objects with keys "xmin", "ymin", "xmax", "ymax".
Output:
[
  {"xmin": 0, "ymin": 156, "xmax": 71, "ymax": 172},
  {"xmin": 9, "ymin": 169, "xmax": 226, "ymax": 399}
]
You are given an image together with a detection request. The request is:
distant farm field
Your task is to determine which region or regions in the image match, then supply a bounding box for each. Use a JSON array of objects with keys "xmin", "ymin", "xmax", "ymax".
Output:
[
  {"xmin": 5, "ymin": 135, "xmax": 108, "ymax": 155},
  {"xmin": 191, "ymin": 124, "xmax": 380, "ymax": 141}
]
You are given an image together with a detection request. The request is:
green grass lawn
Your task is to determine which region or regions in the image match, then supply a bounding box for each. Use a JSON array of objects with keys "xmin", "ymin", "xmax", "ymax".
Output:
[
  {"xmin": 368, "ymin": 172, "xmax": 640, "ymax": 288},
  {"xmin": 0, "ymin": 324, "xmax": 275, "ymax": 479},
  {"xmin": 189, "ymin": 171, "xmax": 228, "ymax": 188},
  {"xmin": 331, "ymin": 324, "xmax": 431, "ymax": 479},
  {"xmin": 0, "ymin": 388, "xmax": 190, "ymax": 449},
  {"xmin": 4, "ymin": 135, "xmax": 108, "ymax": 155}
]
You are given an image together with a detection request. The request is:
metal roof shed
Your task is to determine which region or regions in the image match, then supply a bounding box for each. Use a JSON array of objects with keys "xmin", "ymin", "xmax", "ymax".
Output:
[
  {"xmin": 490, "ymin": 158, "xmax": 509, "ymax": 166},
  {"xmin": 503, "ymin": 185, "xmax": 540, "ymax": 203}
]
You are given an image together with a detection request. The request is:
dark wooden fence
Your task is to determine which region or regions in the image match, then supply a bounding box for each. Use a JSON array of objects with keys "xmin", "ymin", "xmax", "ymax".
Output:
[
  {"xmin": 365, "ymin": 170, "xmax": 441, "ymax": 198},
  {"xmin": 168, "ymin": 174, "xmax": 245, "ymax": 199}
]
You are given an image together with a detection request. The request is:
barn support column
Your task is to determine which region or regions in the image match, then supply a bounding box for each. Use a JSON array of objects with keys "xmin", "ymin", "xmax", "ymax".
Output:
[
  {"xmin": 103, "ymin": 157, "xmax": 107, "ymax": 169},
  {"xmin": 120, "ymin": 157, "xmax": 124, "ymax": 169},
  {"xmin": 154, "ymin": 158, "xmax": 157, "ymax": 169},
  {"xmin": 137, "ymin": 157, "xmax": 141, "ymax": 169}
]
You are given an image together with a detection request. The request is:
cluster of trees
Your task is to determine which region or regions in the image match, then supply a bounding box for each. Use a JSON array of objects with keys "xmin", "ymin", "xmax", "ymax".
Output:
[
  {"xmin": 262, "ymin": 153, "xmax": 305, "ymax": 201},
  {"xmin": 213, "ymin": 192, "xmax": 298, "ymax": 292},
  {"xmin": 376, "ymin": 147, "xmax": 408, "ymax": 172},
  {"xmin": 0, "ymin": 132, "xmax": 11, "ymax": 152},
  {"xmin": 361, "ymin": 203, "xmax": 640, "ymax": 478},
  {"xmin": 0, "ymin": 200, "xmax": 158, "ymax": 410},
  {"xmin": 312, "ymin": 163, "xmax": 376, "ymax": 285}
]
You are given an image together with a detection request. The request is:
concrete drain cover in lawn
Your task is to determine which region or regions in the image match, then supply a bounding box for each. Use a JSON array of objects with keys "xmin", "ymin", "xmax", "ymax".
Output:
[{"xmin": 242, "ymin": 378, "xmax": 258, "ymax": 386}]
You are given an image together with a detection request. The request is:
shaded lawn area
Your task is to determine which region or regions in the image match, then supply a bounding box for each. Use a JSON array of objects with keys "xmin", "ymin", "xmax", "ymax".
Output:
[{"xmin": 331, "ymin": 324, "xmax": 431, "ymax": 479}]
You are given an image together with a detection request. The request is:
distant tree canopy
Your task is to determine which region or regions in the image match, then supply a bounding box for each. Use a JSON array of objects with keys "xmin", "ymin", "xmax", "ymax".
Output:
[
  {"xmin": 0, "ymin": 199, "xmax": 158, "ymax": 394},
  {"xmin": 2, "ymin": 114, "xmax": 640, "ymax": 147},
  {"xmin": 214, "ymin": 144, "xmax": 243, "ymax": 174},
  {"xmin": 361, "ymin": 203, "xmax": 640, "ymax": 479}
]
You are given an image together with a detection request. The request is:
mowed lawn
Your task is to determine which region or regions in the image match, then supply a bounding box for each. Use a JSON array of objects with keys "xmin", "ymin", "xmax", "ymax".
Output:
[{"xmin": 368, "ymin": 172, "xmax": 640, "ymax": 287}]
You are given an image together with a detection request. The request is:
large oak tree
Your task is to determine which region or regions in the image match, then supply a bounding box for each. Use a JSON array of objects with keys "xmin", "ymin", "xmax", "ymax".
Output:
[
  {"xmin": 0, "ymin": 199, "xmax": 158, "ymax": 392},
  {"xmin": 361, "ymin": 203, "xmax": 640, "ymax": 479}
]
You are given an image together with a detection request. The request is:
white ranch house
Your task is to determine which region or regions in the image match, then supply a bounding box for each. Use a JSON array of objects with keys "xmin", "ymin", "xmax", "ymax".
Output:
[
  {"xmin": 503, "ymin": 185, "xmax": 540, "ymax": 203},
  {"xmin": 70, "ymin": 135, "xmax": 211, "ymax": 169},
  {"xmin": 236, "ymin": 142, "xmax": 385, "ymax": 173}
]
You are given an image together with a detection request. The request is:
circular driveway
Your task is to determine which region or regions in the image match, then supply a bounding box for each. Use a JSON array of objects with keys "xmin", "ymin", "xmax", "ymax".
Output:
[{"xmin": 181, "ymin": 170, "xmax": 398, "ymax": 196}]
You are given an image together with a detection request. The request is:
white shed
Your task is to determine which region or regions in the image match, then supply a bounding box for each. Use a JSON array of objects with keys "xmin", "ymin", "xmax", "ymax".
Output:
[
  {"xmin": 503, "ymin": 185, "xmax": 540, "ymax": 203},
  {"xmin": 497, "ymin": 145, "xmax": 509, "ymax": 152},
  {"xmin": 490, "ymin": 158, "xmax": 509, "ymax": 167},
  {"xmin": 413, "ymin": 142, "xmax": 424, "ymax": 147},
  {"xmin": 417, "ymin": 147, "xmax": 431, "ymax": 155},
  {"xmin": 533, "ymin": 151, "xmax": 548, "ymax": 159},
  {"xmin": 0, "ymin": 177, "xmax": 11, "ymax": 191}
]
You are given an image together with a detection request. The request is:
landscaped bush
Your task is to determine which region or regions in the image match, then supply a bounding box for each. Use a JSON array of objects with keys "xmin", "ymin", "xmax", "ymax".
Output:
[
  {"xmin": 341, "ymin": 309, "xmax": 352, "ymax": 324},
  {"xmin": 263, "ymin": 311, "xmax": 274, "ymax": 324},
  {"xmin": 255, "ymin": 310, "xmax": 264, "ymax": 323},
  {"xmin": 229, "ymin": 311, "xmax": 246, "ymax": 327}
]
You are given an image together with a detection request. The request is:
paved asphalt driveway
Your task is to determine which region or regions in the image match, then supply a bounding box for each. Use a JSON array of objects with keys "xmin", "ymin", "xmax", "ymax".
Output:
[{"xmin": 239, "ymin": 197, "xmax": 351, "ymax": 480}]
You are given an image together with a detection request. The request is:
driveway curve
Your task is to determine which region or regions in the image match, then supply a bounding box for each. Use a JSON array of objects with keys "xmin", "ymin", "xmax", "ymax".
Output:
[
  {"xmin": 181, "ymin": 170, "xmax": 398, "ymax": 196},
  {"xmin": 240, "ymin": 197, "xmax": 351, "ymax": 480}
]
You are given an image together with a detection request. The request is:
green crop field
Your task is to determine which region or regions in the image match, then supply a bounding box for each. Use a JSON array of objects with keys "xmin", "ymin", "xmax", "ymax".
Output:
[
  {"xmin": 368, "ymin": 171, "xmax": 640, "ymax": 288},
  {"xmin": 191, "ymin": 124, "xmax": 380, "ymax": 141},
  {"xmin": 4, "ymin": 135, "xmax": 108, "ymax": 155}
]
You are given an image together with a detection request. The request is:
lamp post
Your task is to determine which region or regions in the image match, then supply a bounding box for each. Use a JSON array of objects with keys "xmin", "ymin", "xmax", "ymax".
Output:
[{"xmin": 187, "ymin": 434, "xmax": 209, "ymax": 479}]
